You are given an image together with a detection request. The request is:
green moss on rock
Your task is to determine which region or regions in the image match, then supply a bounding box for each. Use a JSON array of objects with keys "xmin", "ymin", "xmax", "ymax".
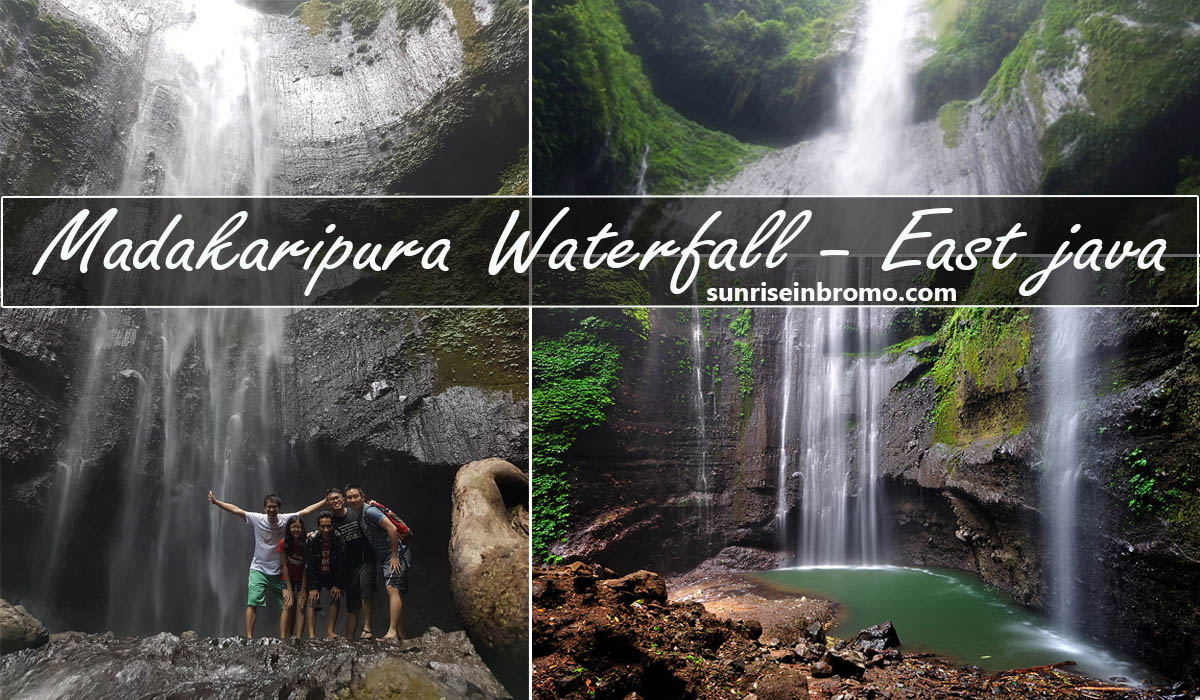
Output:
[
  {"xmin": 395, "ymin": 0, "xmax": 440, "ymax": 35},
  {"xmin": 533, "ymin": 0, "xmax": 764, "ymax": 193},
  {"xmin": 296, "ymin": 0, "xmax": 337, "ymax": 35},
  {"xmin": 928, "ymin": 308, "xmax": 1031, "ymax": 446},
  {"xmin": 937, "ymin": 99, "xmax": 969, "ymax": 147}
]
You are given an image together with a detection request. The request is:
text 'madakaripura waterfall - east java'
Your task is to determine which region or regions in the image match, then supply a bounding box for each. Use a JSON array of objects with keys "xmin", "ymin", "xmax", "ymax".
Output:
[{"xmin": 38, "ymin": 0, "xmax": 288, "ymax": 635}]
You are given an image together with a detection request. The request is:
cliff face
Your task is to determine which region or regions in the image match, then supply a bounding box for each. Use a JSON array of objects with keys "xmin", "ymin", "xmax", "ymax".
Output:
[
  {"xmin": 1, "ymin": 0, "xmax": 525, "ymax": 197},
  {"xmin": 550, "ymin": 307, "xmax": 1200, "ymax": 683}
]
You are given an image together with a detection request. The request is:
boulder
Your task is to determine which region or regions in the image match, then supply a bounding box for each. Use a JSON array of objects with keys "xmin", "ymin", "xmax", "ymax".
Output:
[
  {"xmin": 852, "ymin": 621, "xmax": 900, "ymax": 653},
  {"xmin": 803, "ymin": 620, "xmax": 827, "ymax": 645},
  {"xmin": 448, "ymin": 458, "xmax": 529, "ymax": 687},
  {"xmin": 0, "ymin": 599, "xmax": 48, "ymax": 654},
  {"xmin": 599, "ymin": 570, "xmax": 668, "ymax": 603},
  {"xmin": 755, "ymin": 666, "xmax": 809, "ymax": 700},
  {"xmin": 823, "ymin": 648, "xmax": 868, "ymax": 679},
  {"xmin": 348, "ymin": 658, "xmax": 453, "ymax": 700}
]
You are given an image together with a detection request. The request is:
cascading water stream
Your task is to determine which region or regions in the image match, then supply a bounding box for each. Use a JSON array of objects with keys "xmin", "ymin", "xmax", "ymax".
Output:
[
  {"xmin": 774, "ymin": 306, "xmax": 797, "ymax": 542},
  {"xmin": 689, "ymin": 297, "xmax": 712, "ymax": 539},
  {"xmin": 37, "ymin": 0, "xmax": 288, "ymax": 635},
  {"xmin": 1041, "ymin": 307, "xmax": 1086, "ymax": 634},
  {"xmin": 779, "ymin": 0, "xmax": 916, "ymax": 565}
]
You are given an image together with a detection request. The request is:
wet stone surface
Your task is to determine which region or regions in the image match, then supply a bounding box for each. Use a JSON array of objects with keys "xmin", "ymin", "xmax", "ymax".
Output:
[{"xmin": 0, "ymin": 626, "xmax": 511, "ymax": 700}]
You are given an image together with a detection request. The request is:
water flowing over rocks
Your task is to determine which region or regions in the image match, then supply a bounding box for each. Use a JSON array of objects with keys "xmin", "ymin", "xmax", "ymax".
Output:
[{"xmin": 0, "ymin": 627, "xmax": 511, "ymax": 699}]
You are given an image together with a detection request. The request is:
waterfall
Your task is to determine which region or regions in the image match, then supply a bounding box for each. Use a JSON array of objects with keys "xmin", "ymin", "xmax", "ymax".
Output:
[
  {"xmin": 1041, "ymin": 308, "xmax": 1086, "ymax": 633},
  {"xmin": 774, "ymin": 306, "xmax": 797, "ymax": 542},
  {"xmin": 634, "ymin": 145, "xmax": 650, "ymax": 195},
  {"xmin": 38, "ymin": 0, "xmax": 289, "ymax": 635},
  {"xmin": 778, "ymin": 0, "xmax": 916, "ymax": 565},
  {"xmin": 853, "ymin": 304, "xmax": 885, "ymax": 566},
  {"xmin": 796, "ymin": 304, "xmax": 851, "ymax": 565},
  {"xmin": 689, "ymin": 300, "xmax": 711, "ymax": 538},
  {"xmin": 832, "ymin": 0, "xmax": 917, "ymax": 194}
]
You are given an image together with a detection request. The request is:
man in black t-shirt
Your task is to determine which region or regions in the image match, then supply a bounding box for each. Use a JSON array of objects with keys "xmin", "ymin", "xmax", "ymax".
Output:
[{"xmin": 327, "ymin": 487, "xmax": 377, "ymax": 640}]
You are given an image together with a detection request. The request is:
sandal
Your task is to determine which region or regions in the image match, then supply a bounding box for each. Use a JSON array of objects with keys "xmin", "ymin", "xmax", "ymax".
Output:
[{"xmin": 360, "ymin": 631, "xmax": 375, "ymax": 641}]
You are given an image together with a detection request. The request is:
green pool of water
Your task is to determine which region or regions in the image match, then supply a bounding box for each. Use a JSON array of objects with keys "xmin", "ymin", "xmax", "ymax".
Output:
[{"xmin": 752, "ymin": 566, "xmax": 1148, "ymax": 683}]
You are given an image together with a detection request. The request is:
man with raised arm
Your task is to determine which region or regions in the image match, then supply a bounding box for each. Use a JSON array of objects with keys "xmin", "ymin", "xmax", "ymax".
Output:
[{"xmin": 208, "ymin": 490, "xmax": 326, "ymax": 638}]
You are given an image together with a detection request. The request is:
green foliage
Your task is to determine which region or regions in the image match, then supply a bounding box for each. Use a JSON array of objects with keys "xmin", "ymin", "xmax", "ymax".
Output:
[
  {"xmin": 914, "ymin": 0, "xmax": 1044, "ymax": 118},
  {"xmin": 28, "ymin": 10, "xmax": 99, "ymax": 85},
  {"xmin": 493, "ymin": 149, "xmax": 530, "ymax": 195},
  {"xmin": 297, "ymin": 0, "xmax": 338, "ymax": 35},
  {"xmin": 533, "ymin": 0, "xmax": 763, "ymax": 193},
  {"xmin": 395, "ymin": 0, "xmax": 441, "ymax": 35},
  {"xmin": 344, "ymin": 0, "xmax": 387, "ymax": 38},
  {"xmin": 963, "ymin": 0, "xmax": 1200, "ymax": 192},
  {"xmin": 728, "ymin": 308, "xmax": 752, "ymax": 338},
  {"xmin": 614, "ymin": 0, "xmax": 853, "ymax": 142},
  {"xmin": 728, "ymin": 308, "xmax": 753, "ymax": 397},
  {"xmin": 425, "ymin": 308, "xmax": 527, "ymax": 397},
  {"xmin": 732, "ymin": 340, "xmax": 754, "ymax": 397},
  {"xmin": 531, "ymin": 310, "xmax": 648, "ymax": 559},
  {"xmin": 4, "ymin": 3, "xmax": 101, "ymax": 192}
]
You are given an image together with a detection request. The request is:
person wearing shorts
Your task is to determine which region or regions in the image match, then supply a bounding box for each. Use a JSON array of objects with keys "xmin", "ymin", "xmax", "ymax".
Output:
[
  {"xmin": 360, "ymin": 491, "xmax": 410, "ymax": 640},
  {"xmin": 208, "ymin": 490, "xmax": 325, "ymax": 638}
]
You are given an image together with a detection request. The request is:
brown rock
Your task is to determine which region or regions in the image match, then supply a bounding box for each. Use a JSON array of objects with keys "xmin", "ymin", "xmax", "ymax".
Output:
[
  {"xmin": 756, "ymin": 666, "xmax": 809, "ymax": 700},
  {"xmin": 0, "ymin": 599, "xmax": 48, "ymax": 654},
  {"xmin": 448, "ymin": 459, "xmax": 529, "ymax": 673},
  {"xmin": 599, "ymin": 570, "xmax": 667, "ymax": 603}
]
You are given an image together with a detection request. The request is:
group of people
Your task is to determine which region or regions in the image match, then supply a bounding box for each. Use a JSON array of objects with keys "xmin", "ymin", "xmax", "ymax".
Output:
[{"xmin": 207, "ymin": 484, "xmax": 411, "ymax": 641}]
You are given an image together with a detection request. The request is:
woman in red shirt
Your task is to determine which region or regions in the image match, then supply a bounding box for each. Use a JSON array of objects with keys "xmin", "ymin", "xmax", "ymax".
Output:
[{"xmin": 277, "ymin": 516, "xmax": 308, "ymax": 638}]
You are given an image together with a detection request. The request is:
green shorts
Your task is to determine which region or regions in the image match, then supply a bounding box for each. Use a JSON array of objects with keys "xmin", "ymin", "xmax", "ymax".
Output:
[{"xmin": 247, "ymin": 569, "xmax": 283, "ymax": 608}]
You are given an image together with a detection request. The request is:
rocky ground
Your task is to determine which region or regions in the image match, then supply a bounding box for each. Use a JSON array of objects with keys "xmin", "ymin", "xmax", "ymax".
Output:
[
  {"xmin": 0, "ymin": 625, "xmax": 510, "ymax": 700},
  {"xmin": 532, "ymin": 563, "xmax": 1200, "ymax": 700}
]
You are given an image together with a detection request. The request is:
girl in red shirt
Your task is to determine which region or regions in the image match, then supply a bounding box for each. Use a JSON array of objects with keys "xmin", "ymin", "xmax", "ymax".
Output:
[{"xmin": 277, "ymin": 516, "xmax": 308, "ymax": 638}]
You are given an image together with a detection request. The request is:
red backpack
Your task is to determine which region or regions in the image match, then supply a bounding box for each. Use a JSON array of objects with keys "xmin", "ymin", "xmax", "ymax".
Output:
[{"xmin": 367, "ymin": 499, "xmax": 413, "ymax": 544}]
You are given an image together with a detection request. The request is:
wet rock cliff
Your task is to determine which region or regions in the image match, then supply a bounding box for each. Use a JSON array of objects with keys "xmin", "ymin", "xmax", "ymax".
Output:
[{"xmin": 1, "ymin": 0, "xmax": 526, "ymax": 196}]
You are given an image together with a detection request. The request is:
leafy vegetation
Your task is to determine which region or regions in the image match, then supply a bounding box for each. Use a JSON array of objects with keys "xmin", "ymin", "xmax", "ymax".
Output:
[
  {"xmin": 936, "ymin": 100, "xmax": 969, "ymax": 147},
  {"xmin": 914, "ymin": 0, "xmax": 1044, "ymax": 119},
  {"xmin": 533, "ymin": 0, "xmax": 764, "ymax": 193},
  {"xmin": 970, "ymin": 0, "xmax": 1200, "ymax": 193},
  {"xmin": 616, "ymin": 0, "xmax": 852, "ymax": 143},
  {"xmin": 532, "ymin": 310, "xmax": 650, "ymax": 559},
  {"xmin": 729, "ymin": 309, "xmax": 754, "ymax": 398}
]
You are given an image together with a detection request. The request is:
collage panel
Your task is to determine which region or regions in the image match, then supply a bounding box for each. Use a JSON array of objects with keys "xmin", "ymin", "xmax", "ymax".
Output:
[
  {"xmin": 530, "ymin": 0, "xmax": 1200, "ymax": 698},
  {"xmin": 1, "ymin": 0, "xmax": 529, "ymax": 699}
]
